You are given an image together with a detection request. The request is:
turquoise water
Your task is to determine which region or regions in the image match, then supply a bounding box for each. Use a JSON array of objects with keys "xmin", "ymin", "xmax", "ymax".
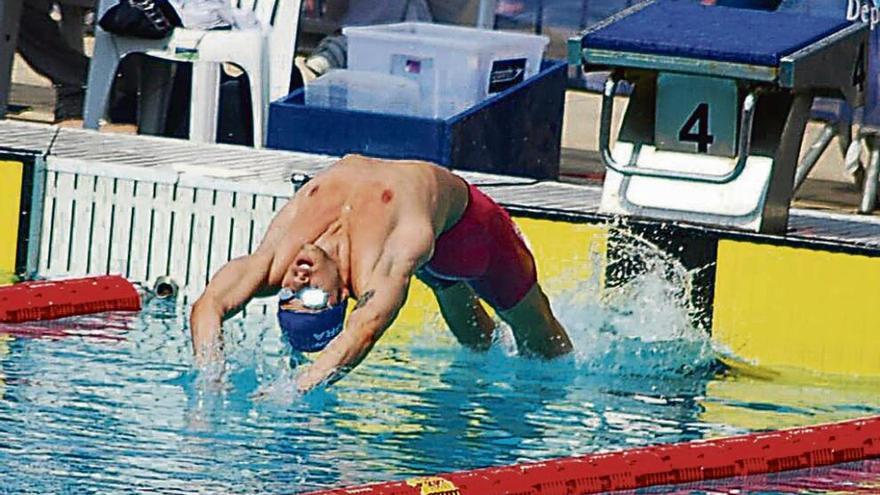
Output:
[{"xmin": 2, "ymin": 264, "xmax": 879, "ymax": 493}]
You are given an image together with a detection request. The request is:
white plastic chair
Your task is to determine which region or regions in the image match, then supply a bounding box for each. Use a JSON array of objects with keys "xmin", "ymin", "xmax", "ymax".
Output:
[{"xmin": 83, "ymin": 0, "xmax": 302, "ymax": 147}]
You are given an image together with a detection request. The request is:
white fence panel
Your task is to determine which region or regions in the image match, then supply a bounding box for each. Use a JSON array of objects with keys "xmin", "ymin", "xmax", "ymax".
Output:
[
  {"xmin": 147, "ymin": 183, "xmax": 175, "ymax": 281},
  {"xmin": 48, "ymin": 172, "xmax": 75, "ymax": 275},
  {"xmin": 90, "ymin": 175, "xmax": 117, "ymax": 274},
  {"xmin": 39, "ymin": 157, "xmax": 291, "ymax": 311},
  {"xmin": 109, "ymin": 179, "xmax": 135, "ymax": 277},
  {"xmin": 207, "ymin": 190, "xmax": 236, "ymax": 285}
]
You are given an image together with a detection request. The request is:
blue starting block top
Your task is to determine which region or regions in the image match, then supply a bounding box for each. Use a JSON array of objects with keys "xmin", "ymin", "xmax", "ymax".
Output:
[{"xmin": 583, "ymin": 0, "xmax": 852, "ymax": 67}]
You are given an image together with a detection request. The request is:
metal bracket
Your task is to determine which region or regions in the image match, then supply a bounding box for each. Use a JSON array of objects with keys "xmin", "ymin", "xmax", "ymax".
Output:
[{"xmin": 599, "ymin": 77, "xmax": 758, "ymax": 184}]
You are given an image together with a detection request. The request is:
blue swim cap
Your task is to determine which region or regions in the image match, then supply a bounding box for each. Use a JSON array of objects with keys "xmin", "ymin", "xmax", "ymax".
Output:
[{"xmin": 278, "ymin": 296, "xmax": 347, "ymax": 353}]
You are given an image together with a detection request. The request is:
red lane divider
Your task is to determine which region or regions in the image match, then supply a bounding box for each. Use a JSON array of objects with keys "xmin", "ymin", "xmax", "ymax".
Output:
[
  {"xmin": 0, "ymin": 275, "xmax": 141, "ymax": 323},
  {"xmin": 304, "ymin": 416, "xmax": 880, "ymax": 495}
]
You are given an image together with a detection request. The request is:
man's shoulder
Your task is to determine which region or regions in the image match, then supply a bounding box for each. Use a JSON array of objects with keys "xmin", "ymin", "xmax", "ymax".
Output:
[{"xmin": 335, "ymin": 154, "xmax": 447, "ymax": 175}]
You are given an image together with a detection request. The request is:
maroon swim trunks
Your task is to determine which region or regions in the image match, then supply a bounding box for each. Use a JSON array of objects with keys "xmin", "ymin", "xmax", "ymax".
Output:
[{"xmin": 420, "ymin": 183, "xmax": 537, "ymax": 310}]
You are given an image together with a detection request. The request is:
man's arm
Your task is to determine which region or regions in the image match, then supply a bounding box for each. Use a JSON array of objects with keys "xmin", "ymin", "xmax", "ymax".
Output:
[
  {"xmin": 294, "ymin": 269, "xmax": 411, "ymax": 393},
  {"xmin": 189, "ymin": 197, "xmax": 309, "ymax": 366},
  {"xmin": 190, "ymin": 250, "xmax": 275, "ymax": 366}
]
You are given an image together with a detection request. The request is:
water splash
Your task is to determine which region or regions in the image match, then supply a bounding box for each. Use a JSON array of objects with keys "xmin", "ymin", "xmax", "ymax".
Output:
[{"xmin": 544, "ymin": 223, "xmax": 717, "ymax": 379}]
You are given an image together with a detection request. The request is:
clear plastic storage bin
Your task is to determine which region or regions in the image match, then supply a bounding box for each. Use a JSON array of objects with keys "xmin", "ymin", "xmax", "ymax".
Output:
[
  {"xmin": 305, "ymin": 69, "xmax": 421, "ymax": 116},
  {"xmin": 344, "ymin": 22, "xmax": 548, "ymax": 118}
]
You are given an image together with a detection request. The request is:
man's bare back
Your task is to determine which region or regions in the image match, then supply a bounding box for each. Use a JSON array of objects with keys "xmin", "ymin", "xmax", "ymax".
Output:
[
  {"xmin": 190, "ymin": 155, "xmax": 571, "ymax": 394},
  {"xmin": 262, "ymin": 155, "xmax": 469, "ymax": 297}
]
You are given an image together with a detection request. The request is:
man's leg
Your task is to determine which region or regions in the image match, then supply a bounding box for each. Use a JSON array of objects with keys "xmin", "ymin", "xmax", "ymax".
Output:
[
  {"xmin": 434, "ymin": 282, "xmax": 496, "ymax": 350},
  {"xmin": 496, "ymin": 283, "xmax": 572, "ymax": 359},
  {"xmin": 17, "ymin": 0, "xmax": 90, "ymax": 120},
  {"xmin": 416, "ymin": 270, "xmax": 495, "ymax": 350}
]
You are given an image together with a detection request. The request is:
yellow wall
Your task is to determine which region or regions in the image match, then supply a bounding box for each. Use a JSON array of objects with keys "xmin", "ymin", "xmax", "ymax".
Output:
[
  {"xmin": 699, "ymin": 370, "xmax": 880, "ymax": 432},
  {"xmin": 713, "ymin": 240, "xmax": 880, "ymax": 377},
  {"xmin": 390, "ymin": 216, "xmax": 880, "ymax": 380},
  {"xmin": 0, "ymin": 160, "xmax": 24, "ymax": 279}
]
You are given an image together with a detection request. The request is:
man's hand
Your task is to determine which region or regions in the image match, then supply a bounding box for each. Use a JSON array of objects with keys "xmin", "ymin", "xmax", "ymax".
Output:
[
  {"xmin": 294, "ymin": 365, "xmax": 331, "ymax": 394},
  {"xmin": 188, "ymin": 251, "xmax": 275, "ymax": 370},
  {"xmin": 291, "ymin": 280, "xmax": 409, "ymax": 395},
  {"xmin": 190, "ymin": 295, "xmax": 226, "ymax": 369}
]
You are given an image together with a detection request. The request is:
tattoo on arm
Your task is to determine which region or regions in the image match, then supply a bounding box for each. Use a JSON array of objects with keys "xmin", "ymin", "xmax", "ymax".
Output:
[{"xmin": 354, "ymin": 290, "xmax": 375, "ymax": 310}]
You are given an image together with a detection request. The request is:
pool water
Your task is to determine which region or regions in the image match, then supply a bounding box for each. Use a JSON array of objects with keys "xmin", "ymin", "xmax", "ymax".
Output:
[{"xmin": 2, "ymin": 262, "xmax": 879, "ymax": 493}]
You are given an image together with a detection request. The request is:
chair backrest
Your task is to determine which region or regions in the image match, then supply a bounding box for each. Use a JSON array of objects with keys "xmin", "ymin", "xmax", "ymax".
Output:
[
  {"xmin": 233, "ymin": 0, "xmax": 302, "ymax": 101},
  {"xmin": 95, "ymin": 0, "xmax": 301, "ymax": 101},
  {"xmin": 95, "ymin": 0, "xmax": 117, "ymax": 18}
]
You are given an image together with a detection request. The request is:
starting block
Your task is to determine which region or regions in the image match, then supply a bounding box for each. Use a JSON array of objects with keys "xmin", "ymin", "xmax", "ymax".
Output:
[{"xmin": 578, "ymin": 0, "xmax": 868, "ymax": 233}]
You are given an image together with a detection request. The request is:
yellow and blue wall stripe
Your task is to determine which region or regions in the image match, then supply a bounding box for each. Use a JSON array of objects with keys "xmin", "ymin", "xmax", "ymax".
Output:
[{"xmin": 0, "ymin": 151, "xmax": 39, "ymax": 284}]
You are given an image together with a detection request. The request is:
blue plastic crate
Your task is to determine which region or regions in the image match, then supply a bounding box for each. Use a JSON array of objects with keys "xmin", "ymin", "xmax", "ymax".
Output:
[{"xmin": 266, "ymin": 60, "xmax": 566, "ymax": 179}]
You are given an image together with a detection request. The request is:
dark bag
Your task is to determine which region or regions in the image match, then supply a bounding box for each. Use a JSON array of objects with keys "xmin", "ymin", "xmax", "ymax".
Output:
[{"xmin": 98, "ymin": 0, "xmax": 183, "ymax": 39}]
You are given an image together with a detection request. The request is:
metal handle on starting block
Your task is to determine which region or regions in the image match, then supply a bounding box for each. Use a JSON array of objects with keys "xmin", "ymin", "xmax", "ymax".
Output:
[{"xmin": 599, "ymin": 77, "xmax": 758, "ymax": 184}]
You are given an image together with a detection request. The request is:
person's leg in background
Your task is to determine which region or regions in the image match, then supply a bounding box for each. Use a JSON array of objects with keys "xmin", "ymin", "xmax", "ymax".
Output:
[
  {"xmin": 162, "ymin": 62, "xmax": 256, "ymax": 146},
  {"xmin": 299, "ymin": 34, "xmax": 348, "ymax": 81},
  {"xmin": 17, "ymin": 0, "xmax": 90, "ymax": 121}
]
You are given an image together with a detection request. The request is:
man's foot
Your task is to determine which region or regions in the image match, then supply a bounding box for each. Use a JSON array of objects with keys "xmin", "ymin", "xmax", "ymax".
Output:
[
  {"xmin": 496, "ymin": 1, "xmax": 525, "ymax": 15},
  {"xmin": 294, "ymin": 56, "xmax": 321, "ymax": 85}
]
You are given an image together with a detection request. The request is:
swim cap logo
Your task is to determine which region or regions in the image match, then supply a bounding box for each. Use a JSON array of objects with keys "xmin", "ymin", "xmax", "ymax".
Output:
[
  {"xmin": 312, "ymin": 323, "xmax": 343, "ymax": 343},
  {"xmin": 405, "ymin": 476, "xmax": 461, "ymax": 495}
]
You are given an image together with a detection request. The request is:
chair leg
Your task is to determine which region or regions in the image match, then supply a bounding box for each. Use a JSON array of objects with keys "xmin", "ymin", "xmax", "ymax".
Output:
[
  {"xmin": 860, "ymin": 134, "xmax": 880, "ymax": 214},
  {"xmin": 188, "ymin": 61, "xmax": 221, "ymax": 143},
  {"xmin": 242, "ymin": 57, "xmax": 269, "ymax": 148},
  {"xmin": 248, "ymin": 71, "xmax": 267, "ymax": 148},
  {"xmin": 137, "ymin": 57, "xmax": 176, "ymax": 136},
  {"xmin": 477, "ymin": 0, "xmax": 498, "ymax": 28},
  {"xmin": 83, "ymin": 31, "xmax": 122, "ymax": 130},
  {"xmin": 794, "ymin": 122, "xmax": 835, "ymax": 192}
]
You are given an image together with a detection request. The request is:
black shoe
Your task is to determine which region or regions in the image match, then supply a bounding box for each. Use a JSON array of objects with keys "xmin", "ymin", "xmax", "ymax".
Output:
[{"xmin": 53, "ymin": 85, "xmax": 84, "ymax": 122}]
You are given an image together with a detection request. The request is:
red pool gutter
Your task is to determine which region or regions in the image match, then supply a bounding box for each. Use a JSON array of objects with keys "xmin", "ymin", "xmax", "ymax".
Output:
[
  {"xmin": 0, "ymin": 275, "xmax": 141, "ymax": 323},
  {"xmin": 303, "ymin": 415, "xmax": 880, "ymax": 495}
]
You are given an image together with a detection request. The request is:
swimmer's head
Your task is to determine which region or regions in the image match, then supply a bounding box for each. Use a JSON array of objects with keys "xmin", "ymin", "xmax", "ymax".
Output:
[
  {"xmin": 278, "ymin": 287, "xmax": 347, "ymax": 352},
  {"xmin": 282, "ymin": 243, "xmax": 347, "ymax": 305},
  {"xmin": 278, "ymin": 244, "xmax": 349, "ymax": 352}
]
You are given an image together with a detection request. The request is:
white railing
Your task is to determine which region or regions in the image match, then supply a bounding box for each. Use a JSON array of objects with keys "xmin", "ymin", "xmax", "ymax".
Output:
[{"xmin": 39, "ymin": 157, "xmax": 291, "ymax": 309}]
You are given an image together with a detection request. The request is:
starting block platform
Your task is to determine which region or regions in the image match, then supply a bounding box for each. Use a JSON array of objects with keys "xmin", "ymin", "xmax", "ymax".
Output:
[{"xmin": 577, "ymin": 0, "xmax": 869, "ymax": 233}]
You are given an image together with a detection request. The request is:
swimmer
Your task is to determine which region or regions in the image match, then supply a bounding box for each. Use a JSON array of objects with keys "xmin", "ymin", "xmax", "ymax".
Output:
[{"xmin": 190, "ymin": 154, "xmax": 573, "ymax": 393}]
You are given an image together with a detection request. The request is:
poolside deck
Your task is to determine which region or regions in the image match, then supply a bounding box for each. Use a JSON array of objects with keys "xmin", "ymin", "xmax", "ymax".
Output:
[{"xmin": 1, "ymin": 119, "xmax": 878, "ymax": 253}]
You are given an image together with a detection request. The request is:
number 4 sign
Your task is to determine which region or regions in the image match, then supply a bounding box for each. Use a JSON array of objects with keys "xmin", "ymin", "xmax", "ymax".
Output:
[
  {"xmin": 679, "ymin": 103, "xmax": 715, "ymax": 153},
  {"xmin": 655, "ymin": 73, "xmax": 739, "ymax": 158}
]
